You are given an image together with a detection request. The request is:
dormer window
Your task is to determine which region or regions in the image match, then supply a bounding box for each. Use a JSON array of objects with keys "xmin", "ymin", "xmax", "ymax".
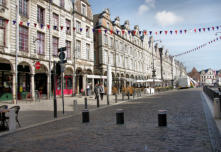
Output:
[{"xmin": 81, "ymin": 3, "xmax": 87, "ymax": 16}]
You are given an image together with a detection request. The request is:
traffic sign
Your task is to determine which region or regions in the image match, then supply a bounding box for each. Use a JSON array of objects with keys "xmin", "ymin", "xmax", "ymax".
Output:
[{"xmin": 58, "ymin": 47, "xmax": 67, "ymax": 63}]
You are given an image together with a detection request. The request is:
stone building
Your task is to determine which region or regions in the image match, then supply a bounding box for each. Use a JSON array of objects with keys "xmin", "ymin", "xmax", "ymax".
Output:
[
  {"xmin": 93, "ymin": 8, "xmax": 186, "ymax": 89},
  {"xmin": 200, "ymin": 68, "xmax": 216, "ymax": 86},
  {"xmin": 0, "ymin": 0, "xmax": 95, "ymax": 102}
]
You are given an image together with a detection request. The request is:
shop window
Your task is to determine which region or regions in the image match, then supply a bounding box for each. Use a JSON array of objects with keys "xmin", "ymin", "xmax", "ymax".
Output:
[{"xmin": 66, "ymin": 77, "xmax": 72, "ymax": 89}]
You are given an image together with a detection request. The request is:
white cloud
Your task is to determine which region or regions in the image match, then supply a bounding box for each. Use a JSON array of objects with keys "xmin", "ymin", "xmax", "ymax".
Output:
[
  {"xmin": 138, "ymin": 4, "xmax": 149, "ymax": 15},
  {"xmin": 145, "ymin": 0, "xmax": 155, "ymax": 8},
  {"xmin": 155, "ymin": 11, "xmax": 183, "ymax": 26}
]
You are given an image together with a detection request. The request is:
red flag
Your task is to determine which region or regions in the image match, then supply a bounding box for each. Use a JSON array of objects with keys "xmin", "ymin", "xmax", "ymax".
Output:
[
  {"xmin": 133, "ymin": 30, "xmax": 136, "ymax": 35},
  {"xmin": 203, "ymin": 28, "xmax": 205, "ymax": 32},
  {"xmin": 19, "ymin": 21, "xmax": 23, "ymax": 25},
  {"xmin": 212, "ymin": 27, "xmax": 215, "ymax": 30},
  {"xmin": 5, "ymin": 20, "xmax": 9, "ymax": 24},
  {"xmin": 122, "ymin": 30, "xmax": 125, "ymax": 35},
  {"xmin": 175, "ymin": 30, "xmax": 178, "ymax": 34},
  {"xmin": 60, "ymin": 26, "xmax": 63, "ymax": 30},
  {"xmin": 34, "ymin": 23, "xmax": 37, "ymax": 27},
  {"xmin": 110, "ymin": 30, "xmax": 113, "ymax": 34},
  {"xmin": 184, "ymin": 30, "xmax": 187, "ymax": 34},
  {"xmin": 155, "ymin": 32, "xmax": 158, "ymax": 35},
  {"xmin": 165, "ymin": 31, "xmax": 168, "ymax": 35},
  {"xmin": 47, "ymin": 25, "xmax": 50, "ymax": 29},
  {"xmin": 194, "ymin": 29, "xmax": 196, "ymax": 32},
  {"xmin": 220, "ymin": 36, "xmax": 221, "ymax": 39},
  {"xmin": 73, "ymin": 27, "xmax": 76, "ymax": 31},
  {"xmin": 98, "ymin": 29, "xmax": 101, "ymax": 33},
  {"xmin": 143, "ymin": 31, "xmax": 147, "ymax": 35}
]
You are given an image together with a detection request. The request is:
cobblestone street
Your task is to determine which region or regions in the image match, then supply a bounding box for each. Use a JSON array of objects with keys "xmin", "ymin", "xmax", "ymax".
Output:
[{"xmin": 0, "ymin": 88, "xmax": 220, "ymax": 152}]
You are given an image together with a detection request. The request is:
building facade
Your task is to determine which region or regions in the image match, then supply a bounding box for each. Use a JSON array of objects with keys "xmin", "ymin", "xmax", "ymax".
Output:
[
  {"xmin": 93, "ymin": 8, "xmax": 186, "ymax": 89},
  {"xmin": 200, "ymin": 69, "xmax": 216, "ymax": 86}
]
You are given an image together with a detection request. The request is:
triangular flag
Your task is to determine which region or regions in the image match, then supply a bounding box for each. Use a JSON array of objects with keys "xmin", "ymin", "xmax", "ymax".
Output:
[
  {"xmin": 149, "ymin": 31, "xmax": 152, "ymax": 35},
  {"xmin": 73, "ymin": 27, "xmax": 76, "ymax": 31},
  {"xmin": 34, "ymin": 23, "xmax": 37, "ymax": 27},
  {"xmin": 80, "ymin": 28, "xmax": 83, "ymax": 32},
  {"xmin": 155, "ymin": 32, "xmax": 158, "ymax": 35},
  {"xmin": 203, "ymin": 28, "xmax": 206, "ymax": 32},
  {"xmin": 98, "ymin": 29, "xmax": 101, "ymax": 33},
  {"xmin": 67, "ymin": 27, "xmax": 70, "ymax": 30},
  {"xmin": 104, "ymin": 29, "xmax": 107, "ymax": 33},
  {"xmin": 47, "ymin": 25, "xmax": 50, "ymax": 29},
  {"xmin": 60, "ymin": 26, "xmax": 63, "ymax": 30},
  {"xmin": 27, "ymin": 22, "xmax": 30, "ymax": 26},
  {"xmin": 198, "ymin": 28, "xmax": 201, "ymax": 32},
  {"xmin": 170, "ymin": 31, "xmax": 173, "ymax": 34},
  {"xmin": 19, "ymin": 21, "xmax": 23, "ymax": 25},
  {"xmin": 13, "ymin": 20, "xmax": 16, "ymax": 25},
  {"xmin": 216, "ymin": 26, "xmax": 219, "ymax": 30},
  {"xmin": 5, "ymin": 20, "xmax": 9, "ymax": 24},
  {"xmin": 184, "ymin": 30, "xmax": 187, "ymax": 34},
  {"xmin": 175, "ymin": 30, "xmax": 178, "ymax": 34},
  {"xmin": 110, "ymin": 30, "xmax": 113, "ymax": 34},
  {"xmin": 128, "ymin": 31, "xmax": 131, "ymax": 35},
  {"xmin": 180, "ymin": 30, "xmax": 182, "ymax": 34},
  {"xmin": 133, "ymin": 30, "xmax": 136, "ymax": 35},
  {"xmin": 92, "ymin": 28, "xmax": 95, "ymax": 32},
  {"xmin": 122, "ymin": 30, "xmax": 125, "ymax": 34},
  {"xmin": 143, "ymin": 31, "xmax": 147, "ymax": 35},
  {"xmin": 160, "ymin": 31, "xmax": 162, "ymax": 34},
  {"xmin": 165, "ymin": 31, "xmax": 168, "ymax": 35},
  {"xmin": 139, "ymin": 31, "xmax": 142, "ymax": 35},
  {"xmin": 117, "ymin": 30, "xmax": 119, "ymax": 34},
  {"xmin": 212, "ymin": 27, "xmax": 215, "ymax": 30},
  {"xmin": 54, "ymin": 26, "xmax": 57, "ymax": 30},
  {"xmin": 194, "ymin": 29, "xmax": 196, "ymax": 32},
  {"xmin": 220, "ymin": 36, "xmax": 221, "ymax": 39},
  {"xmin": 40, "ymin": 24, "xmax": 44, "ymax": 29},
  {"xmin": 207, "ymin": 27, "xmax": 210, "ymax": 31}
]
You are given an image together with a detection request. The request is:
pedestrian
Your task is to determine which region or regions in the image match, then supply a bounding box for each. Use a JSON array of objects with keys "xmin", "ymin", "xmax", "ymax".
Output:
[
  {"xmin": 86, "ymin": 84, "xmax": 90, "ymax": 96},
  {"xmin": 99, "ymin": 83, "xmax": 105, "ymax": 101},
  {"xmin": 94, "ymin": 83, "xmax": 100, "ymax": 100}
]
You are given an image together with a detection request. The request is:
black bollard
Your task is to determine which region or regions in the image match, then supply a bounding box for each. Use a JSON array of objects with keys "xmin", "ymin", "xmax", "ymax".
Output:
[
  {"xmin": 128, "ymin": 92, "xmax": 130, "ymax": 100},
  {"xmin": 116, "ymin": 109, "xmax": 124, "ymax": 124},
  {"xmin": 96, "ymin": 95, "xmax": 100, "ymax": 108},
  {"xmin": 82, "ymin": 109, "xmax": 89, "ymax": 123},
  {"xmin": 133, "ymin": 91, "xmax": 135, "ymax": 99},
  {"xmin": 122, "ymin": 92, "xmax": 124, "ymax": 101},
  {"xmin": 115, "ymin": 94, "xmax": 117, "ymax": 103},
  {"xmin": 158, "ymin": 110, "xmax": 167, "ymax": 127},
  {"xmin": 84, "ymin": 98, "xmax": 88, "ymax": 109}
]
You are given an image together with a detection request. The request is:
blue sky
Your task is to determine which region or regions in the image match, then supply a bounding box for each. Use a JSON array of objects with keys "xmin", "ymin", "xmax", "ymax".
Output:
[{"xmin": 90, "ymin": 0, "xmax": 221, "ymax": 72}]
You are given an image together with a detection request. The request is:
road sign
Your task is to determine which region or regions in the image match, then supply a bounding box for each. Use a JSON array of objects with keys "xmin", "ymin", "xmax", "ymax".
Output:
[
  {"xmin": 35, "ymin": 61, "xmax": 41, "ymax": 70},
  {"xmin": 58, "ymin": 47, "xmax": 67, "ymax": 63}
]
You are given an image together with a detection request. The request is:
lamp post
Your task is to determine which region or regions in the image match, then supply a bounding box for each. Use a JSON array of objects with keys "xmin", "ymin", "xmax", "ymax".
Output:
[{"xmin": 148, "ymin": 36, "xmax": 161, "ymax": 89}]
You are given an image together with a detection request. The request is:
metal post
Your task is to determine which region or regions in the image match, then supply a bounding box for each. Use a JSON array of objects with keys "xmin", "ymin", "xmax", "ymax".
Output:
[
  {"xmin": 84, "ymin": 97, "xmax": 88, "ymax": 109},
  {"xmin": 115, "ymin": 94, "xmax": 117, "ymax": 103},
  {"xmin": 61, "ymin": 72, "xmax": 64, "ymax": 114},
  {"xmin": 15, "ymin": 1, "xmax": 19, "ymax": 104},
  {"xmin": 97, "ymin": 94, "xmax": 100, "ymax": 107},
  {"xmin": 53, "ymin": 61, "xmax": 57, "ymax": 118},
  {"xmin": 48, "ymin": 0, "xmax": 52, "ymax": 99}
]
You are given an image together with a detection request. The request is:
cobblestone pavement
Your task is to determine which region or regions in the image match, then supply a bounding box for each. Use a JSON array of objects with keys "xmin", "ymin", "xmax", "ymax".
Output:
[{"xmin": 0, "ymin": 88, "xmax": 219, "ymax": 152}]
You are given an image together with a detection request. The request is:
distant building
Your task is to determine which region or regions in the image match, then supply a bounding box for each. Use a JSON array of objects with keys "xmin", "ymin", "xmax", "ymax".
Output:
[
  {"xmin": 200, "ymin": 69, "xmax": 216, "ymax": 86},
  {"xmin": 188, "ymin": 67, "xmax": 200, "ymax": 82}
]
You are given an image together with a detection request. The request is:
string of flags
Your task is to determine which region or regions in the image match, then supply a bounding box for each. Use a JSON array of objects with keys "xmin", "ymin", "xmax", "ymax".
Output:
[
  {"xmin": 6, "ymin": 19, "xmax": 221, "ymax": 36},
  {"xmin": 173, "ymin": 36, "xmax": 221, "ymax": 57}
]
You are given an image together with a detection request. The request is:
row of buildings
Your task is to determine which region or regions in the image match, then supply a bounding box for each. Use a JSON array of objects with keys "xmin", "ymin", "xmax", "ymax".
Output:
[
  {"xmin": 0, "ymin": 0, "xmax": 186, "ymax": 102},
  {"xmin": 188, "ymin": 67, "xmax": 221, "ymax": 86}
]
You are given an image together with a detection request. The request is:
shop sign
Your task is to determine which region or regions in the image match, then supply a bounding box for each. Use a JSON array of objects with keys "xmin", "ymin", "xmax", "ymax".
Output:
[{"xmin": 35, "ymin": 61, "xmax": 41, "ymax": 70}]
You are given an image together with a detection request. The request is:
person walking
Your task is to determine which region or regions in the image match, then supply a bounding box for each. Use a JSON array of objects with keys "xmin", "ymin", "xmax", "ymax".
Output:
[
  {"xmin": 99, "ymin": 83, "xmax": 105, "ymax": 101},
  {"xmin": 94, "ymin": 83, "xmax": 100, "ymax": 100}
]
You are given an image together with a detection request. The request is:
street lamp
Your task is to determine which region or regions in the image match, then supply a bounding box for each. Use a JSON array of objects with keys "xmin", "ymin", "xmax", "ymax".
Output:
[{"xmin": 148, "ymin": 36, "xmax": 161, "ymax": 89}]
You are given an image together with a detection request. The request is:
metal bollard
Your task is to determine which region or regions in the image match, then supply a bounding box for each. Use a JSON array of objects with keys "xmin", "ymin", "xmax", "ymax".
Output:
[
  {"xmin": 214, "ymin": 98, "xmax": 221, "ymax": 118},
  {"xmin": 116, "ymin": 109, "xmax": 124, "ymax": 124},
  {"xmin": 96, "ymin": 95, "xmax": 100, "ymax": 108},
  {"xmin": 128, "ymin": 93, "xmax": 130, "ymax": 100},
  {"xmin": 84, "ymin": 97, "xmax": 88, "ymax": 109},
  {"xmin": 158, "ymin": 110, "xmax": 167, "ymax": 127},
  {"xmin": 115, "ymin": 94, "xmax": 117, "ymax": 103},
  {"xmin": 73, "ymin": 100, "xmax": 78, "ymax": 111},
  {"xmin": 122, "ymin": 92, "xmax": 124, "ymax": 101},
  {"xmin": 82, "ymin": 109, "xmax": 89, "ymax": 123},
  {"xmin": 9, "ymin": 109, "xmax": 16, "ymax": 132},
  {"xmin": 133, "ymin": 92, "xmax": 135, "ymax": 99}
]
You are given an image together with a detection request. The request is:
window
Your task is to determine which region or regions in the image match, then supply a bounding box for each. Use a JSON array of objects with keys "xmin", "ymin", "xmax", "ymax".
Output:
[
  {"xmin": 53, "ymin": 37, "xmax": 58, "ymax": 56},
  {"xmin": 86, "ymin": 26, "xmax": 90, "ymax": 38},
  {"xmin": 76, "ymin": 40, "xmax": 81, "ymax": 58},
  {"xmin": 37, "ymin": 6, "xmax": 44, "ymax": 25},
  {"xmin": 86, "ymin": 44, "xmax": 90, "ymax": 60},
  {"xmin": 104, "ymin": 35, "xmax": 108, "ymax": 45},
  {"xmin": 53, "ymin": 13, "xmax": 59, "ymax": 30},
  {"xmin": 76, "ymin": 21, "xmax": 81, "ymax": 33},
  {"xmin": 19, "ymin": 26, "xmax": 28, "ymax": 52},
  {"xmin": 19, "ymin": 0, "xmax": 28, "ymax": 17},
  {"xmin": 0, "ymin": 0, "xmax": 6, "ymax": 6},
  {"xmin": 110, "ymin": 37, "xmax": 113, "ymax": 48},
  {"xmin": 60, "ymin": 0, "xmax": 64, "ymax": 8},
  {"xmin": 66, "ymin": 19, "xmax": 71, "ymax": 35},
  {"xmin": 104, "ymin": 50, "xmax": 108, "ymax": 64},
  {"xmin": 110, "ymin": 53, "xmax": 113, "ymax": 65},
  {"xmin": 81, "ymin": 3, "xmax": 87, "ymax": 16},
  {"xmin": 37, "ymin": 32, "xmax": 45, "ymax": 55},
  {"xmin": 0, "ymin": 19, "xmax": 6, "ymax": 46},
  {"xmin": 66, "ymin": 41, "xmax": 71, "ymax": 59}
]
